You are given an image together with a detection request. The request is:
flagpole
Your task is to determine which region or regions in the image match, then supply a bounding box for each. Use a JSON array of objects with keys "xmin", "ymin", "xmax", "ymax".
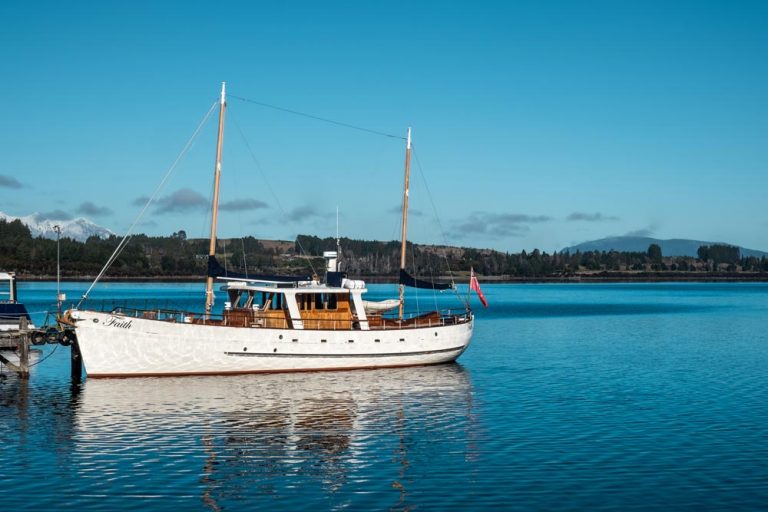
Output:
[{"xmin": 468, "ymin": 267, "xmax": 473, "ymax": 306}]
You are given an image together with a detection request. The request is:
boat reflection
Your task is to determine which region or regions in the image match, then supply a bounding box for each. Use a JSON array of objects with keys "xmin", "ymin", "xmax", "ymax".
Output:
[{"xmin": 74, "ymin": 364, "xmax": 476, "ymax": 509}]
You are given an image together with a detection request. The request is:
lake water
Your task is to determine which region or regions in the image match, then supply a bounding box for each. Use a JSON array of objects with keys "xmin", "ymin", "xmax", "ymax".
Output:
[{"xmin": 2, "ymin": 282, "xmax": 767, "ymax": 510}]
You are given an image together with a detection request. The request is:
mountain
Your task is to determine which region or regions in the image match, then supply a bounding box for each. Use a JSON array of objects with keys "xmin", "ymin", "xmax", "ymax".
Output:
[
  {"xmin": 562, "ymin": 236, "xmax": 768, "ymax": 258},
  {"xmin": 0, "ymin": 211, "xmax": 114, "ymax": 242}
]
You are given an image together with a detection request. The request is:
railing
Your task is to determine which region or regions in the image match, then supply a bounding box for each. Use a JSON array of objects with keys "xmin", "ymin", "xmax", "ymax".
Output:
[{"xmin": 91, "ymin": 301, "xmax": 472, "ymax": 331}]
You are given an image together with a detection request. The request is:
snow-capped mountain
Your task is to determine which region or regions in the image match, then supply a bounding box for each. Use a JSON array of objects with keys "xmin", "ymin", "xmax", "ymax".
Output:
[{"xmin": 0, "ymin": 211, "xmax": 114, "ymax": 242}]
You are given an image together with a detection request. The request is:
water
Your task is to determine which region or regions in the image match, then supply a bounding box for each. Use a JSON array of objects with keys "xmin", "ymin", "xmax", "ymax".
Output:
[{"xmin": 2, "ymin": 282, "xmax": 767, "ymax": 510}]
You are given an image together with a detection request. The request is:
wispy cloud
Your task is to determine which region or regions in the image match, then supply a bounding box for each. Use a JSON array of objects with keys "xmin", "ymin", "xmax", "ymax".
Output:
[
  {"xmin": 455, "ymin": 211, "xmax": 551, "ymax": 238},
  {"xmin": 155, "ymin": 188, "xmax": 208, "ymax": 214},
  {"xmin": 623, "ymin": 228, "xmax": 655, "ymax": 237},
  {"xmin": 220, "ymin": 198, "xmax": 269, "ymax": 212},
  {"xmin": 37, "ymin": 210, "xmax": 73, "ymax": 221},
  {"xmin": 567, "ymin": 212, "xmax": 619, "ymax": 222},
  {"xmin": 387, "ymin": 205, "xmax": 423, "ymax": 217},
  {"xmin": 77, "ymin": 201, "xmax": 112, "ymax": 217},
  {"xmin": 131, "ymin": 196, "xmax": 150, "ymax": 207},
  {"xmin": 285, "ymin": 205, "xmax": 331, "ymax": 223},
  {"xmin": 0, "ymin": 175, "xmax": 22, "ymax": 189}
]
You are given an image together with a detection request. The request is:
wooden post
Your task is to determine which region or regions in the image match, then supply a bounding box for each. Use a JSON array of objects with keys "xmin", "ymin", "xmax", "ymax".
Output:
[
  {"xmin": 71, "ymin": 339, "xmax": 83, "ymax": 381},
  {"xmin": 19, "ymin": 317, "xmax": 29, "ymax": 379}
]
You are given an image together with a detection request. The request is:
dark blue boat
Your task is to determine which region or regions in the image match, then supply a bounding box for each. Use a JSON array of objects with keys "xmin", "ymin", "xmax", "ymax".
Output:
[{"xmin": 0, "ymin": 272, "xmax": 34, "ymax": 330}]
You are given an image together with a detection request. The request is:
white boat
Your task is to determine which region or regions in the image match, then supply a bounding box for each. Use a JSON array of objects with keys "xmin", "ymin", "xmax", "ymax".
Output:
[{"xmin": 63, "ymin": 83, "xmax": 473, "ymax": 377}]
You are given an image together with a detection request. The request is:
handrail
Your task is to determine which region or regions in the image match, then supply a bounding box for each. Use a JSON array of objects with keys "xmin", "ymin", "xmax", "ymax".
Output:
[{"xmin": 97, "ymin": 303, "xmax": 471, "ymax": 331}]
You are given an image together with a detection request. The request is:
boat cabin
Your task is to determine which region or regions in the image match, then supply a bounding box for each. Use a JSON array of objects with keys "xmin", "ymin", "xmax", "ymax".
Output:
[{"xmin": 221, "ymin": 278, "xmax": 370, "ymax": 331}]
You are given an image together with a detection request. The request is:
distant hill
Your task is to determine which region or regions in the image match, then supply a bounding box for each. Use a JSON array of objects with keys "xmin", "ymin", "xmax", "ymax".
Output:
[
  {"xmin": 562, "ymin": 236, "xmax": 768, "ymax": 258},
  {"xmin": 0, "ymin": 211, "xmax": 114, "ymax": 242}
]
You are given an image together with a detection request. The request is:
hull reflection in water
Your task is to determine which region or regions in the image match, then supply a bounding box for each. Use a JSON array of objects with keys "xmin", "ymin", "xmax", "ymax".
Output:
[{"xmin": 74, "ymin": 364, "xmax": 476, "ymax": 508}]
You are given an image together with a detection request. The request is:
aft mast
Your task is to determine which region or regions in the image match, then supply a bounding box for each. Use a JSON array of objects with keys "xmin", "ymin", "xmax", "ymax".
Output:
[
  {"xmin": 205, "ymin": 82, "xmax": 227, "ymax": 314},
  {"xmin": 398, "ymin": 127, "xmax": 412, "ymax": 320}
]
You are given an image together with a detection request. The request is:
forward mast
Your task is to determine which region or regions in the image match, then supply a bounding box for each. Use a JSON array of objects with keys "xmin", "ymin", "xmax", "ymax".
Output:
[
  {"xmin": 205, "ymin": 82, "xmax": 227, "ymax": 314},
  {"xmin": 398, "ymin": 127, "xmax": 412, "ymax": 319}
]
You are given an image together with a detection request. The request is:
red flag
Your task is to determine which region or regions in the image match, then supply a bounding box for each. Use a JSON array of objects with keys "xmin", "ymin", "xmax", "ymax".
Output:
[{"xmin": 470, "ymin": 269, "xmax": 488, "ymax": 307}]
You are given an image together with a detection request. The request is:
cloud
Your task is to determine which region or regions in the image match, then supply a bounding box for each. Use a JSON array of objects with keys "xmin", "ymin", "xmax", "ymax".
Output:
[
  {"xmin": 77, "ymin": 201, "xmax": 112, "ymax": 217},
  {"xmin": 455, "ymin": 211, "xmax": 551, "ymax": 238},
  {"xmin": 220, "ymin": 198, "xmax": 269, "ymax": 212},
  {"xmin": 154, "ymin": 188, "xmax": 208, "ymax": 214},
  {"xmin": 38, "ymin": 210, "xmax": 74, "ymax": 221},
  {"xmin": 131, "ymin": 196, "xmax": 150, "ymax": 207},
  {"xmin": 0, "ymin": 175, "xmax": 22, "ymax": 189},
  {"xmin": 285, "ymin": 205, "xmax": 331, "ymax": 223},
  {"xmin": 623, "ymin": 228, "xmax": 655, "ymax": 237},
  {"xmin": 387, "ymin": 205, "xmax": 423, "ymax": 217},
  {"xmin": 567, "ymin": 212, "xmax": 619, "ymax": 222}
]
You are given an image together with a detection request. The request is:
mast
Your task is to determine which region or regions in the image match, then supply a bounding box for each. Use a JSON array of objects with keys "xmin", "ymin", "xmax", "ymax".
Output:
[
  {"xmin": 205, "ymin": 82, "xmax": 227, "ymax": 314},
  {"xmin": 398, "ymin": 127, "xmax": 412, "ymax": 320}
]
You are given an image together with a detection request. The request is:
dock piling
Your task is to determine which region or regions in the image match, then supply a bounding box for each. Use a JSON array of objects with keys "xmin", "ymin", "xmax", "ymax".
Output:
[{"xmin": 70, "ymin": 339, "xmax": 82, "ymax": 381}]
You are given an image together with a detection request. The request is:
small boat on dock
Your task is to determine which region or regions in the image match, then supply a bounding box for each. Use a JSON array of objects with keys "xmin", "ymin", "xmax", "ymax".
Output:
[
  {"xmin": 0, "ymin": 272, "xmax": 34, "ymax": 331},
  {"xmin": 64, "ymin": 83, "xmax": 474, "ymax": 378}
]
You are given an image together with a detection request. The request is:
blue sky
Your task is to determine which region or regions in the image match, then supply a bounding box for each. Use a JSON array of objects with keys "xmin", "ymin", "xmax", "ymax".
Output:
[{"xmin": 1, "ymin": 0, "xmax": 766, "ymax": 252}]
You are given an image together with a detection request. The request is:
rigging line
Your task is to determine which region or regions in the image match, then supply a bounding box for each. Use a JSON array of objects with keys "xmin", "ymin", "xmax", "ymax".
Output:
[
  {"xmin": 230, "ymin": 114, "xmax": 318, "ymax": 277},
  {"xmin": 240, "ymin": 237, "xmax": 248, "ymax": 278},
  {"xmin": 411, "ymin": 146, "xmax": 456, "ymax": 278},
  {"xmin": 228, "ymin": 94, "xmax": 407, "ymax": 141},
  {"xmin": 220, "ymin": 121, "xmax": 250, "ymax": 278},
  {"xmin": 427, "ymin": 254, "xmax": 439, "ymax": 313},
  {"xmin": 411, "ymin": 145, "xmax": 468, "ymax": 307},
  {"xmin": 78, "ymin": 100, "xmax": 219, "ymax": 307},
  {"xmin": 27, "ymin": 343, "xmax": 59, "ymax": 368},
  {"xmin": 408, "ymin": 240, "xmax": 421, "ymax": 316}
]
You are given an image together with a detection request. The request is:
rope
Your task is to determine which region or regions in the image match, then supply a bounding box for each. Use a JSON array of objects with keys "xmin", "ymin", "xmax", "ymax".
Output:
[
  {"xmin": 27, "ymin": 343, "xmax": 59, "ymax": 369},
  {"xmin": 411, "ymin": 146, "xmax": 469, "ymax": 309},
  {"xmin": 230, "ymin": 114, "xmax": 318, "ymax": 277},
  {"xmin": 228, "ymin": 94, "xmax": 406, "ymax": 141},
  {"xmin": 78, "ymin": 101, "xmax": 219, "ymax": 307}
]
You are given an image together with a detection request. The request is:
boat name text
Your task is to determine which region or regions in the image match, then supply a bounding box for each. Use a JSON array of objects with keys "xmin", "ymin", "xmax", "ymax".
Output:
[{"xmin": 105, "ymin": 316, "xmax": 133, "ymax": 329}]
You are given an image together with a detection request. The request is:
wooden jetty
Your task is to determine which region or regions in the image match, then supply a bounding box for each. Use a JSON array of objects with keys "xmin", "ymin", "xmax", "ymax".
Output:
[
  {"xmin": 0, "ymin": 317, "xmax": 34, "ymax": 378},
  {"xmin": 0, "ymin": 317, "xmax": 81, "ymax": 379}
]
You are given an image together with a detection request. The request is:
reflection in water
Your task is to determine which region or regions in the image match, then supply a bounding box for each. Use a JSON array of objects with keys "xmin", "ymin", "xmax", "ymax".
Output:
[{"xmin": 71, "ymin": 365, "xmax": 475, "ymax": 510}]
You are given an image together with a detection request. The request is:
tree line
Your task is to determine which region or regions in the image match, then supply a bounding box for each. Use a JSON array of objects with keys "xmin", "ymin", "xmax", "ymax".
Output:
[{"xmin": 2, "ymin": 219, "xmax": 767, "ymax": 279}]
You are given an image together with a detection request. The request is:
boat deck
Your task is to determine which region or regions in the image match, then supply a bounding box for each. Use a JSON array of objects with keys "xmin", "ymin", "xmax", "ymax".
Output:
[{"xmin": 101, "ymin": 306, "xmax": 472, "ymax": 331}]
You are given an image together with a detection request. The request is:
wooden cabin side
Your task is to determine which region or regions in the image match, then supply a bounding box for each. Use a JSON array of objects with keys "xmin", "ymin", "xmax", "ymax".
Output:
[{"xmin": 223, "ymin": 287, "xmax": 357, "ymax": 330}]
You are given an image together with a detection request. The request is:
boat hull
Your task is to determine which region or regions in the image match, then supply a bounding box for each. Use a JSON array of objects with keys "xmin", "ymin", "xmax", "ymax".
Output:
[{"xmin": 69, "ymin": 309, "xmax": 473, "ymax": 377}]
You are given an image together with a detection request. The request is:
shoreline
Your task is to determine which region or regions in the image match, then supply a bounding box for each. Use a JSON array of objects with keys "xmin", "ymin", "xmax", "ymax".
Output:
[{"xmin": 17, "ymin": 272, "xmax": 768, "ymax": 284}]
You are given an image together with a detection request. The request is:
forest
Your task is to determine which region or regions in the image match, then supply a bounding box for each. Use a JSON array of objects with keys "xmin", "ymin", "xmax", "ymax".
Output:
[{"xmin": 2, "ymin": 219, "xmax": 767, "ymax": 280}]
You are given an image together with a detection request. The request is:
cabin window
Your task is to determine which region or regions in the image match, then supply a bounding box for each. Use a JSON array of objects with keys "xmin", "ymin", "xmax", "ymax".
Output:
[
  {"xmin": 315, "ymin": 294, "xmax": 324, "ymax": 310},
  {"xmin": 327, "ymin": 294, "xmax": 337, "ymax": 310},
  {"xmin": 302, "ymin": 294, "xmax": 313, "ymax": 311}
]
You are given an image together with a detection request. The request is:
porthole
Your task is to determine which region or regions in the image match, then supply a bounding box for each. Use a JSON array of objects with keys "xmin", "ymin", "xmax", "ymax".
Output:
[
  {"xmin": 243, "ymin": 347, "xmax": 247, "ymax": 351},
  {"xmin": 279, "ymin": 334, "xmax": 283, "ymax": 340},
  {"xmin": 273, "ymin": 348, "xmax": 277, "ymax": 353}
]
